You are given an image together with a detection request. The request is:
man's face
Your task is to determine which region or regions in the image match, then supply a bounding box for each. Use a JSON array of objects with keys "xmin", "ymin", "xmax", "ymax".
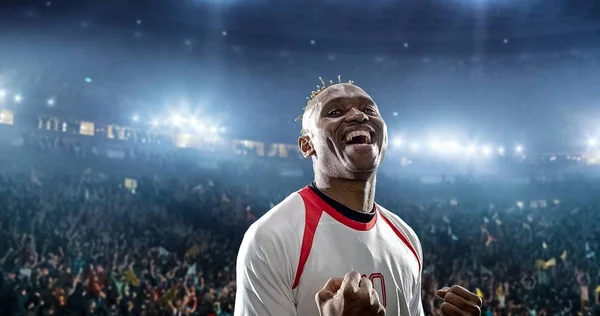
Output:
[{"xmin": 299, "ymin": 84, "xmax": 387, "ymax": 179}]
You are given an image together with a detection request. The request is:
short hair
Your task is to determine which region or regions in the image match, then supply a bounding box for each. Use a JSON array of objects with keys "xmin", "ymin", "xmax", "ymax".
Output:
[{"xmin": 296, "ymin": 75, "xmax": 354, "ymax": 135}]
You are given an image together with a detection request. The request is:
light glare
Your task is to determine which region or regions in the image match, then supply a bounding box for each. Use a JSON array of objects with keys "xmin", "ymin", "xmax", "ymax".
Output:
[
  {"xmin": 171, "ymin": 115, "xmax": 183, "ymax": 125},
  {"xmin": 445, "ymin": 141, "xmax": 460, "ymax": 152},
  {"xmin": 430, "ymin": 140, "xmax": 442, "ymax": 151},
  {"xmin": 516, "ymin": 145, "xmax": 523, "ymax": 153},
  {"xmin": 482, "ymin": 146, "xmax": 492, "ymax": 156},
  {"xmin": 410, "ymin": 142, "xmax": 419, "ymax": 152},
  {"xmin": 393, "ymin": 137, "xmax": 403, "ymax": 147}
]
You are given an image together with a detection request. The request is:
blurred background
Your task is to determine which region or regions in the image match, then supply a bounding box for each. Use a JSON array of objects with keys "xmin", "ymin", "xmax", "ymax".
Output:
[{"xmin": 1, "ymin": 0, "xmax": 600, "ymax": 315}]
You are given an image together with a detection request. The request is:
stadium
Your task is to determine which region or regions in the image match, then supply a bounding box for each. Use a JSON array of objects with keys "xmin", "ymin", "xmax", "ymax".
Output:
[{"xmin": 1, "ymin": 0, "xmax": 600, "ymax": 315}]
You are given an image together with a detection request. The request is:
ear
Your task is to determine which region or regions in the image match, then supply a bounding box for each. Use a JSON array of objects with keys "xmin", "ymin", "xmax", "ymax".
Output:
[{"xmin": 298, "ymin": 134, "xmax": 315, "ymax": 158}]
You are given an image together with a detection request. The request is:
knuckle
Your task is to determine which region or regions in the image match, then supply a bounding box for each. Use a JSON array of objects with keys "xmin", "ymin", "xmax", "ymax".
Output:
[
  {"xmin": 476, "ymin": 296, "xmax": 483, "ymax": 306},
  {"xmin": 315, "ymin": 291, "xmax": 322, "ymax": 300},
  {"xmin": 445, "ymin": 293, "xmax": 481, "ymax": 315},
  {"xmin": 371, "ymin": 303, "xmax": 381, "ymax": 313},
  {"xmin": 342, "ymin": 285, "xmax": 355, "ymax": 297},
  {"xmin": 349, "ymin": 271, "xmax": 361, "ymax": 280},
  {"xmin": 445, "ymin": 292, "xmax": 458, "ymax": 302},
  {"xmin": 440, "ymin": 302, "xmax": 452, "ymax": 313}
]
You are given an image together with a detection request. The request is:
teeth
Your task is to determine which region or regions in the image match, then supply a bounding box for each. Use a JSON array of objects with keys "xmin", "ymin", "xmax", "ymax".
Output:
[{"xmin": 344, "ymin": 130, "xmax": 371, "ymax": 144}]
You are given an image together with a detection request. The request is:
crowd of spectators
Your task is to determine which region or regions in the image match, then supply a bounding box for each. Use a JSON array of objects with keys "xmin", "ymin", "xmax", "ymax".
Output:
[{"xmin": 2, "ymin": 133, "xmax": 600, "ymax": 316}]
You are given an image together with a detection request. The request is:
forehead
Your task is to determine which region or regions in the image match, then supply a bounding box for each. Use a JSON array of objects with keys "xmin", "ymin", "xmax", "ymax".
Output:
[{"xmin": 311, "ymin": 84, "xmax": 374, "ymax": 108}]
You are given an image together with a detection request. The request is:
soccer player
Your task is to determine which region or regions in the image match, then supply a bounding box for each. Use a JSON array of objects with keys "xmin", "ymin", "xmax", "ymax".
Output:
[{"xmin": 235, "ymin": 77, "xmax": 482, "ymax": 316}]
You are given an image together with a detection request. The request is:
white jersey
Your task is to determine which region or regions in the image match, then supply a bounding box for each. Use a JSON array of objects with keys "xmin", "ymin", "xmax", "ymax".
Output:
[{"xmin": 235, "ymin": 185, "xmax": 424, "ymax": 316}]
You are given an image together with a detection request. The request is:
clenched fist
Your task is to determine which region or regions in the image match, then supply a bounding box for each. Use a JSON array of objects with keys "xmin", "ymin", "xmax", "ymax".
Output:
[
  {"xmin": 316, "ymin": 271, "xmax": 386, "ymax": 316},
  {"xmin": 436, "ymin": 285, "xmax": 482, "ymax": 316}
]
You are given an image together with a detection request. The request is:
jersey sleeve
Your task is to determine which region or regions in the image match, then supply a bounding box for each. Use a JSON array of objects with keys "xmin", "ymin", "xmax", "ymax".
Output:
[
  {"xmin": 234, "ymin": 223, "xmax": 298, "ymax": 316},
  {"xmin": 409, "ymin": 236, "xmax": 425, "ymax": 316},
  {"xmin": 379, "ymin": 207, "xmax": 425, "ymax": 316}
]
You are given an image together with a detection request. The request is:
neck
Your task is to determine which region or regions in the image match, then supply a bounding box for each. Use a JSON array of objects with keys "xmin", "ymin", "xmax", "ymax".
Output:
[{"xmin": 313, "ymin": 174, "xmax": 377, "ymax": 213}]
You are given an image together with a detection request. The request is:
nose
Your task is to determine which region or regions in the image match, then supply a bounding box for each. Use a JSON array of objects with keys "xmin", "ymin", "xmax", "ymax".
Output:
[{"xmin": 344, "ymin": 108, "xmax": 369, "ymax": 123}]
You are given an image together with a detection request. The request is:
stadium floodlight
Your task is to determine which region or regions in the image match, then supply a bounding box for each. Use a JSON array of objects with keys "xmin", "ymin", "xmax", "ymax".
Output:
[
  {"xmin": 171, "ymin": 115, "xmax": 183, "ymax": 126},
  {"xmin": 467, "ymin": 145, "xmax": 477, "ymax": 154},
  {"xmin": 132, "ymin": 115, "xmax": 139, "ymax": 122},
  {"xmin": 445, "ymin": 141, "xmax": 460, "ymax": 152},
  {"xmin": 195, "ymin": 123, "xmax": 207, "ymax": 131},
  {"xmin": 409, "ymin": 142, "xmax": 419, "ymax": 152},
  {"xmin": 497, "ymin": 146, "xmax": 505, "ymax": 155},
  {"xmin": 515, "ymin": 145, "xmax": 523, "ymax": 153},
  {"xmin": 481, "ymin": 146, "xmax": 492, "ymax": 156},
  {"xmin": 588, "ymin": 138, "xmax": 597, "ymax": 147},
  {"xmin": 47, "ymin": 98, "xmax": 55, "ymax": 106},
  {"xmin": 430, "ymin": 140, "xmax": 441, "ymax": 151},
  {"xmin": 14, "ymin": 94, "xmax": 22, "ymax": 103},
  {"xmin": 151, "ymin": 120, "xmax": 159, "ymax": 126},
  {"xmin": 393, "ymin": 137, "xmax": 403, "ymax": 147},
  {"xmin": 0, "ymin": 89, "xmax": 6, "ymax": 99}
]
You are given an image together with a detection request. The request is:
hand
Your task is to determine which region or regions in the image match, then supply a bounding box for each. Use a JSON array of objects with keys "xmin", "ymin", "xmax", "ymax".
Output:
[
  {"xmin": 436, "ymin": 285, "xmax": 482, "ymax": 316},
  {"xmin": 316, "ymin": 271, "xmax": 385, "ymax": 316}
]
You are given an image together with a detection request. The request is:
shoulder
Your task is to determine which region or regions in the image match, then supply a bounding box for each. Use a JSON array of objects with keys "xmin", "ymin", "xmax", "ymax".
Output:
[
  {"xmin": 244, "ymin": 190, "xmax": 306, "ymax": 243},
  {"xmin": 377, "ymin": 204, "xmax": 422, "ymax": 258},
  {"xmin": 238, "ymin": 190, "xmax": 307, "ymax": 264}
]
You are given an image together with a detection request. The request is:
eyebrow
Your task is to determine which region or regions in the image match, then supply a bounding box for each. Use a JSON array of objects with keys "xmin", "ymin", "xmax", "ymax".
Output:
[{"xmin": 320, "ymin": 96, "xmax": 375, "ymax": 111}]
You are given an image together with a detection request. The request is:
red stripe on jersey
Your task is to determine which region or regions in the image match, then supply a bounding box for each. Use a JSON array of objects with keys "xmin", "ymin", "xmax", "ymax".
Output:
[
  {"xmin": 293, "ymin": 188, "xmax": 325, "ymax": 289},
  {"xmin": 300, "ymin": 187, "xmax": 377, "ymax": 231},
  {"xmin": 379, "ymin": 212, "xmax": 421, "ymax": 272}
]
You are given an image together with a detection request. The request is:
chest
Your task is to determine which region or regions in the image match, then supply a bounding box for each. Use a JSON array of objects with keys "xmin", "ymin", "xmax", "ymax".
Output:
[{"xmin": 292, "ymin": 219, "xmax": 419, "ymax": 314}]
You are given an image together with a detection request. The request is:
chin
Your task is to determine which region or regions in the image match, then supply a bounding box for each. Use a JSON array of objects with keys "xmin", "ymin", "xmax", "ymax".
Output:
[
  {"xmin": 345, "ymin": 156, "xmax": 381, "ymax": 172},
  {"xmin": 345, "ymin": 163, "xmax": 379, "ymax": 175},
  {"xmin": 344, "ymin": 169, "xmax": 377, "ymax": 181}
]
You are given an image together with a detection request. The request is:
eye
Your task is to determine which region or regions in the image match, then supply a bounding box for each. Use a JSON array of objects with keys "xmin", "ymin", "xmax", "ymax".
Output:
[
  {"xmin": 327, "ymin": 109, "xmax": 342, "ymax": 116},
  {"xmin": 364, "ymin": 108, "xmax": 377, "ymax": 115}
]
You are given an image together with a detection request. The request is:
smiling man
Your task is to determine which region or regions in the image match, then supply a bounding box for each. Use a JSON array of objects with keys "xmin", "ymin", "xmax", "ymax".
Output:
[{"xmin": 234, "ymin": 77, "xmax": 482, "ymax": 316}]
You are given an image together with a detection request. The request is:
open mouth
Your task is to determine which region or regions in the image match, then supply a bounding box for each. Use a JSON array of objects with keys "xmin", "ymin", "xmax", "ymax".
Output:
[{"xmin": 343, "ymin": 130, "xmax": 373, "ymax": 145}]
